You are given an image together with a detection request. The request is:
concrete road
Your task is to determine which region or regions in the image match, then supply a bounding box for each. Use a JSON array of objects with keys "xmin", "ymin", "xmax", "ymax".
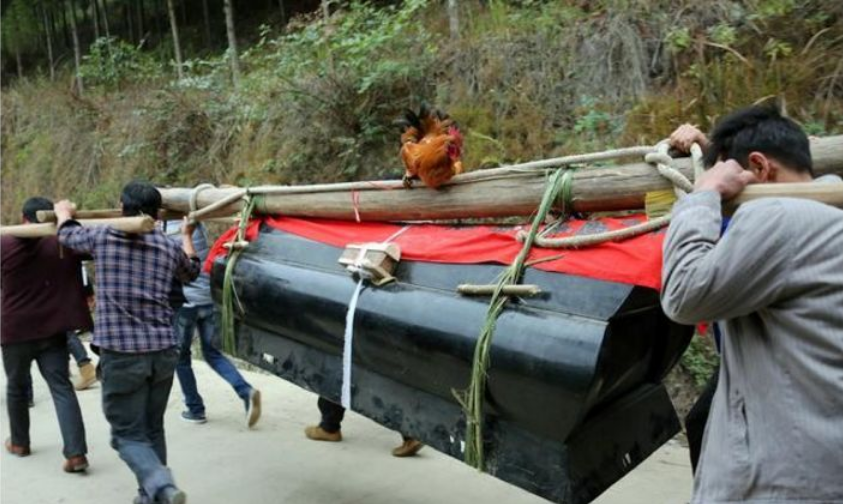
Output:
[{"xmin": 1, "ymin": 353, "xmax": 693, "ymax": 504}]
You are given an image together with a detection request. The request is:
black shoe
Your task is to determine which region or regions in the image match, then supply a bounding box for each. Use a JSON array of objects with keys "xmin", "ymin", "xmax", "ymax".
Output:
[{"xmin": 180, "ymin": 411, "xmax": 207, "ymax": 424}]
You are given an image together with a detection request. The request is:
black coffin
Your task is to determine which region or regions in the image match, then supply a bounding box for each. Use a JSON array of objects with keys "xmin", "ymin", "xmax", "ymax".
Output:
[{"xmin": 210, "ymin": 224, "xmax": 692, "ymax": 504}]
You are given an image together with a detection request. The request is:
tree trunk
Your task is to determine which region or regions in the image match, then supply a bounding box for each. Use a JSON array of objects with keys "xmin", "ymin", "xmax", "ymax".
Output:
[
  {"xmin": 166, "ymin": 0, "xmax": 184, "ymax": 79},
  {"xmin": 90, "ymin": 0, "xmax": 100, "ymax": 40},
  {"xmin": 42, "ymin": 2, "xmax": 56, "ymax": 81},
  {"xmin": 61, "ymin": 1, "xmax": 71, "ymax": 47},
  {"xmin": 68, "ymin": 0, "xmax": 84, "ymax": 95},
  {"xmin": 179, "ymin": 0, "xmax": 187, "ymax": 27},
  {"xmin": 136, "ymin": 0, "xmax": 145, "ymax": 43},
  {"xmin": 126, "ymin": 2, "xmax": 135, "ymax": 43},
  {"xmin": 99, "ymin": 0, "xmax": 110, "ymax": 38},
  {"xmin": 201, "ymin": 0, "xmax": 212, "ymax": 48},
  {"xmin": 321, "ymin": 0, "xmax": 334, "ymax": 71},
  {"xmin": 15, "ymin": 48, "xmax": 24, "ymax": 80},
  {"xmin": 223, "ymin": 0, "xmax": 240, "ymax": 87},
  {"xmin": 278, "ymin": 0, "xmax": 286, "ymax": 25},
  {"xmin": 448, "ymin": 0, "xmax": 459, "ymax": 41}
]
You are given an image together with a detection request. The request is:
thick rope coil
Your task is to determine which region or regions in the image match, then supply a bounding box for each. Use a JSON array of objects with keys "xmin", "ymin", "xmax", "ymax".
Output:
[
  {"xmin": 516, "ymin": 142, "xmax": 703, "ymax": 249},
  {"xmin": 188, "ymin": 183, "xmax": 215, "ymax": 223},
  {"xmin": 645, "ymin": 142, "xmax": 695, "ymax": 195}
]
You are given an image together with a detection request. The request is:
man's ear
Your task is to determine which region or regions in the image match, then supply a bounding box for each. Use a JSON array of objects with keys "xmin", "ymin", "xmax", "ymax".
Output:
[{"xmin": 747, "ymin": 152, "xmax": 774, "ymax": 183}]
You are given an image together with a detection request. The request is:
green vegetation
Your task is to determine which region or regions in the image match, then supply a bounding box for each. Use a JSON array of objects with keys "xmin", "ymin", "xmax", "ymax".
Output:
[
  {"xmin": 2, "ymin": 0, "xmax": 843, "ymax": 221},
  {"xmin": 681, "ymin": 332, "xmax": 719, "ymax": 389}
]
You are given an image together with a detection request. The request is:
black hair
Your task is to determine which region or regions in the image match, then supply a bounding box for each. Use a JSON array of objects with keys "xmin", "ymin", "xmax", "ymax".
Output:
[
  {"xmin": 121, "ymin": 181, "xmax": 162, "ymax": 217},
  {"xmin": 21, "ymin": 197, "xmax": 54, "ymax": 223},
  {"xmin": 704, "ymin": 106, "xmax": 813, "ymax": 176}
]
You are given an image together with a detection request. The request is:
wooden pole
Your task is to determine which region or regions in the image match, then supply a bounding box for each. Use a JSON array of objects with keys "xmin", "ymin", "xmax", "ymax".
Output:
[
  {"xmin": 0, "ymin": 216, "xmax": 156, "ymax": 238},
  {"xmin": 157, "ymin": 136, "xmax": 843, "ymax": 221},
  {"xmin": 36, "ymin": 208, "xmax": 185, "ymax": 223}
]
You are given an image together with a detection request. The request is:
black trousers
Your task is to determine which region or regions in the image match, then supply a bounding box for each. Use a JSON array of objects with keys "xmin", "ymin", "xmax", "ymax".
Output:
[
  {"xmin": 684, "ymin": 366, "xmax": 719, "ymax": 473},
  {"xmin": 317, "ymin": 396, "xmax": 412, "ymax": 441},
  {"xmin": 2, "ymin": 334, "xmax": 87, "ymax": 457}
]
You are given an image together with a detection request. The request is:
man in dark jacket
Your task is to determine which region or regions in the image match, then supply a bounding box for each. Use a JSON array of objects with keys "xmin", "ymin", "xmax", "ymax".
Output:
[{"xmin": 1, "ymin": 197, "xmax": 91, "ymax": 473}]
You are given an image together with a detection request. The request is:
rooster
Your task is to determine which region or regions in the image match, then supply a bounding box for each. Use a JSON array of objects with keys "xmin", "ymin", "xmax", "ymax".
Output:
[{"xmin": 395, "ymin": 103, "xmax": 464, "ymax": 189}]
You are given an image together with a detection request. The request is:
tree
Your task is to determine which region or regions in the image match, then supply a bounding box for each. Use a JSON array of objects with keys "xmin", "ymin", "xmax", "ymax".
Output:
[
  {"xmin": 40, "ymin": 0, "xmax": 56, "ymax": 80},
  {"xmin": 166, "ymin": 0, "xmax": 184, "ymax": 79},
  {"xmin": 223, "ymin": 0, "xmax": 240, "ymax": 87},
  {"xmin": 2, "ymin": 0, "xmax": 40, "ymax": 79},
  {"xmin": 201, "ymin": 0, "xmax": 212, "ymax": 48},
  {"xmin": 278, "ymin": 0, "xmax": 286, "ymax": 25},
  {"xmin": 67, "ymin": 0, "xmax": 85, "ymax": 94},
  {"xmin": 448, "ymin": 0, "xmax": 459, "ymax": 41}
]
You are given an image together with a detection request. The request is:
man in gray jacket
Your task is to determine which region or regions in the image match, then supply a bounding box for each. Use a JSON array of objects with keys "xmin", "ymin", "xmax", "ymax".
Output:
[{"xmin": 661, "ymin": 106, "xmax": 843, "ymax": 503}]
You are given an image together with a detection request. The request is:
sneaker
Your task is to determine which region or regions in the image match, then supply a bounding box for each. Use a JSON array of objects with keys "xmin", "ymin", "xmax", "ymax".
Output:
[
  {"xmin": 63, "ymin": 454, "xmax": 89, "ymax": 473},
  {"xmin": 392, "ymin": 438, "xmax": 424, "ymax": 458},
  {"xmin": 245, "ymin": 389, "xmax": 261, "ymax": 428},
  {"xmin": 156, "ymin": 486, "xmax": 187, "ymax": 504},
  {"xmin": 304, "ymin": 425, "xmax": 342, "ymax": 442},
  {"xmin": 133, "ymin": 490, "xmax": 153, "ymax": 504},
  {"xmin": 74, "ymin": 362, "xmax": 98, "ymax": 391},
  {"xmin": 4, "ymin": 438, "xmax": 31, "ymax": 457},
  {"xmin": 180, "ymin": 411, "xmax": 207, "ymax": 424}
]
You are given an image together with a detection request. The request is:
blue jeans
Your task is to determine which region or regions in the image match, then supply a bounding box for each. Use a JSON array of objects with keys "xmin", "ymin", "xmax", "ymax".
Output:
[
  {"xmin": 100, "ymin": 348, "xmax": 179, "ymax": 499},
  {"xmin": 2, "ymin": 334, "xmax": 87, "ymax": 457},
  {"xmin": 174, "ymin": 305, "xmax": 252, "ymax": 415},
  {"xmin": 67, "ymin": 331, "xmax": 91, "ymax": 365}
]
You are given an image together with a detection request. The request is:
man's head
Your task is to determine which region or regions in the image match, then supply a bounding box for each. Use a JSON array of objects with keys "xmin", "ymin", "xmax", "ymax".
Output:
[
  {"xmin": 704, "ymin": 106, "xmax": 813, "ymax": 183},
  {"xmin": 120, "ymin": 181, "xmax": 162, "ymax": 217},
  {"xmin": 21, "ymin": 197, "xmax": 54, "ymax": 224}
]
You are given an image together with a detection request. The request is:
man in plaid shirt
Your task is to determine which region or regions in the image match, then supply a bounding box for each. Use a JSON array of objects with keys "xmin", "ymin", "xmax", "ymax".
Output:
[{"xmin": 56, "ymin": 181, "xmax": 200, "ymax": 504}]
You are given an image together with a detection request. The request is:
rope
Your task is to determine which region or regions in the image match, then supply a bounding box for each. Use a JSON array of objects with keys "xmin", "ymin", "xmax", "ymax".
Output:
[
  {"xmin": 455, "ymin": 168, "xmax": 569, "ymax": 471},
  {"xmin": 221, "ymin": 191, "xmax": 258, "ymax": 355},
  {"xmin": 516, "ymin": 142, "xmax": 703, "ymax": 249},
  {"xmin": 351, "ymin": 190, "xmax": 361, "ymax": 223},
  {"xmin": 189, "ymin": 183, "xmax": 215, "ymax": 218}
]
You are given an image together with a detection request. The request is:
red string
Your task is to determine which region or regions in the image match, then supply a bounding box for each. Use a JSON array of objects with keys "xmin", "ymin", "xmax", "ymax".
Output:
[{"xmin": 351, "ymin": 190, "xmax": 361, "ymax": 222}]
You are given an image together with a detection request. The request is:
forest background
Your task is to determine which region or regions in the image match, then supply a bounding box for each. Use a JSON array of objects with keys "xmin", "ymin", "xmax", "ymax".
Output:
[{"xmin": 2, "ymin": 0, "xmax": 843, "ymax": 402}]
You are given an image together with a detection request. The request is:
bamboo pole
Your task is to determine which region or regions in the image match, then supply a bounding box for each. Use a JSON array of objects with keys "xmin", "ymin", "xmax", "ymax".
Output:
[
  {"xmin": 157, "ymin": 135, "xmax": 843, "ymax": 221},
  {"xmin": 458, "ymin": 284, "xmax": 543, "ymax": 297},
  {"xmin": 725, "ymin": 181, "xmax": 843, "ymax": 213},
  {"xmin": 36, "ymin": 208, "xmax": 186, "ymax": 223},
  {"xmin": 0, "ymin": 216, "xmax": 156, "ymax": 238}
]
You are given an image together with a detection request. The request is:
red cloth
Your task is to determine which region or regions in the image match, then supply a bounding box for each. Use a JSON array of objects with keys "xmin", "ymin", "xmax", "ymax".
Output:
[{"xmin": 206, "ymin": 215, "xmax": 665, "ymax": 290}]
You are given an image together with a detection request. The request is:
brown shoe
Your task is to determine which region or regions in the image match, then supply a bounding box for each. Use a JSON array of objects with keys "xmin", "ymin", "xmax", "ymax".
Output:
[
  {"xmin": 4, "ymin": 438, "xmax": 31, "ymax": 457},
  {"xmin": 74, "ymin": 362, "xmax": 97, "ymax": 391},
  {"xmin": 304, "ymin": 425, "xmax": 342, "ymax": 442},
  {"xmin": 63, "ymin": 455, "xmax": 89, "ymax": 473},
  {"xmin": 392, "ymin": 438, "xmax": 424, "ymax": 458}
]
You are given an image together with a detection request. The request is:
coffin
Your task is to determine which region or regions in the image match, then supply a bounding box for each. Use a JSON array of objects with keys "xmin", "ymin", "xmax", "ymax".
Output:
[{"xmin": 209, "ymin": 218, "xmax": 693, "ymax": 504}]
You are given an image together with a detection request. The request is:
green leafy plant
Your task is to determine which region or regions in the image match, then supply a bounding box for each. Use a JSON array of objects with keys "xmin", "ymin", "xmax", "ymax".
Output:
[{"xmin": 79, "ymin": 37, "xmax": 161, "ymax": 90}]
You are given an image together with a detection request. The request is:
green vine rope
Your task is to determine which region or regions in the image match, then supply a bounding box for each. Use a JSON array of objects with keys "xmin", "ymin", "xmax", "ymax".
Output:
[
  {"xmin": 455, "ymin": 168, "xmax": 572, "ymax": 470},
  {"xmin": 221, "ymin": 193, "xmax": 259, "ymax": 355}
]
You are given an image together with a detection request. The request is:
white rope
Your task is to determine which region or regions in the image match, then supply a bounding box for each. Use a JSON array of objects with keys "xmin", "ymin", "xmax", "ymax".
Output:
[
  {"xmin": 339, "ymin": 225, "xmax": 409, "ymax": 410},
  {"xmin": 341, "ymin": 278, "xmax": 365, "ymax": 409},
  {"xmin": 518, "ymin": 141, "xmax": 703, "ymax": 249}
]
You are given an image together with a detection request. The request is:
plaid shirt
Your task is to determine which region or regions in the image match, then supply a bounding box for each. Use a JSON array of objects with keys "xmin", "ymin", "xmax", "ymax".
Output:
[{"xmin": 58, "ymin": 220, "xmax": 200, "ymax": 353}]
